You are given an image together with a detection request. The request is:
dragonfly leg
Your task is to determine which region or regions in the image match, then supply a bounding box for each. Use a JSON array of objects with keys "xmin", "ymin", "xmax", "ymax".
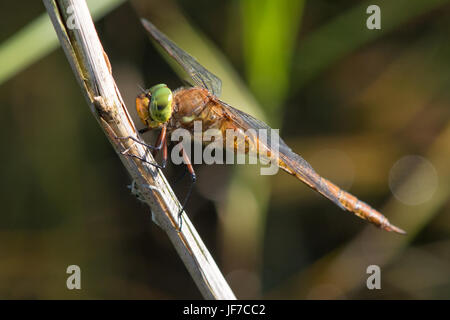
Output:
[
  {"xmin": 116, "ymin": 126, "xmax": 168, "ymax": 169},
  {"xmin": 119, "ymin": 129, "xmax": 194, "ymax": 232},
  {"xmin": 150, "ymin": 127, "xmax": 168, "ymax": 169},
  {"xmin": 176, "ymin": 145, "xmax": 197, "ymax": 232},
  {"xmin": 121, "ymin": 152, "xmax": 164, "ymax": 169},
  {"xmin": 161, "ymin": 136, "xmax": 168, "ymax": 169},
  {"xmin": 116, "ymin": 134, "xmax": 159, "ymax": 150},
  {"xmin": 151, "ymin": 126, "xmax": 167, "ymax": 157},
  {"xmin": 115, "ymin": 125, "xmax": 167, "ymax": 152},
  {"xmin": 126, "ymin": 143, "xmax": 193, "ymax": 232}
]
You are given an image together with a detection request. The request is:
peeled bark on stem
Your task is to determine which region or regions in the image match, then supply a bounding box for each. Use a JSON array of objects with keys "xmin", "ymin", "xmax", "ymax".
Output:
[{"xmin": 43, "ymin": 0, "xmax": 235, "ymax": 300}]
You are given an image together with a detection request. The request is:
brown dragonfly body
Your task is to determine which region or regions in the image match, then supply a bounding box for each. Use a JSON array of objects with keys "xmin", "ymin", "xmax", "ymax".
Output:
[
  {"xmin": 161, "ymin": 87, "xmax": 405, "ymax": 234},
  {"xmin": 135, "ymin": 18, "xmax": 405, "ymax": 234}
]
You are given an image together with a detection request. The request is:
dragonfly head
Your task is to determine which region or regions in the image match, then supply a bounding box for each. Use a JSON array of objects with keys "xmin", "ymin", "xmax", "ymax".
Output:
[{"xmin": 136, "ymin": 83, "xmax": 173, "ymax": 128}]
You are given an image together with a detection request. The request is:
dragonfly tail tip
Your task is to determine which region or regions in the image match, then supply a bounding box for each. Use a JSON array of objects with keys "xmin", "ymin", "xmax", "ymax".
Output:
[{"xmin": 386, "ymin": 223, "xmax": 407, "ymax": 235}]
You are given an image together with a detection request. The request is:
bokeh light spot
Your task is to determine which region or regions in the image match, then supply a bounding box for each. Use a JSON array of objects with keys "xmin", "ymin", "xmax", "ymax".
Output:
[{"xmin": 389, "ymin": 155, "xmax": 438, "ymax": 205}]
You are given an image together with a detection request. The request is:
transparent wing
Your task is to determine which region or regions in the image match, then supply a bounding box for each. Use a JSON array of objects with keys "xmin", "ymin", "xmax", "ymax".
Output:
[
  {"xmin": 141, "ymin": 19, "xmax": 222, "ymax": 97},
  {"xmin": 220, "ymin": 101, "xmax": 345, "ymax": 210}
]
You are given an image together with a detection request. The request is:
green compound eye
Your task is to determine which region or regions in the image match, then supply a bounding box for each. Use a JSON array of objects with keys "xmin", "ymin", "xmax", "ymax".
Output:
[{"xmin": 149, "ymin": 84, "xmax": 173, "ymax": 123}]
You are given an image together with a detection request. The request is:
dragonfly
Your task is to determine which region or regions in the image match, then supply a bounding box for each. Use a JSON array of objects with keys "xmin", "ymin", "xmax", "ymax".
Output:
[{"xmin": 128, "ymin": 18, "xmax": 405, "ymax": 234}]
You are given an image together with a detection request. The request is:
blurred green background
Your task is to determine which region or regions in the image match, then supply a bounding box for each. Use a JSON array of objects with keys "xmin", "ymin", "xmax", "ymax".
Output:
[{"xmin": 0, "ymin": 0, "xmax": 449, "ymax": 299}]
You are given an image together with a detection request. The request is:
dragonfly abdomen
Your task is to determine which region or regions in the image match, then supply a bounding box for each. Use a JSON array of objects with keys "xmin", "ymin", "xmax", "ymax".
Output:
[
  {"xmin": 278, "ymin": 153, "xmax": 405, "ymax": 234},
  {"xmin": 323, "ymin": 177, "xmax": 405, "ymax": 234}
]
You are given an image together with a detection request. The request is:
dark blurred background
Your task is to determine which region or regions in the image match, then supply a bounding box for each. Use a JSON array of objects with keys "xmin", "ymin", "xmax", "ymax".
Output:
[{"xmin": 0, "ymin": 0, "xmax": 449, "ymax": 299}]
